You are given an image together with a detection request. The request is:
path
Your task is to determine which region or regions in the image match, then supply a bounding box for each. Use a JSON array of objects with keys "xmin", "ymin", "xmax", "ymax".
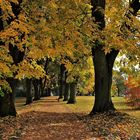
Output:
[
  {"xmin": 0, "ymin": 97, "xmax": 93, "ymax": 140},
  {"xmin": 18, "ymin": 97, "xmax": 93, "ymax": 140},
  {"xmin": 0, "ymin": 97, "xmax": 140, "ymax": 140}
]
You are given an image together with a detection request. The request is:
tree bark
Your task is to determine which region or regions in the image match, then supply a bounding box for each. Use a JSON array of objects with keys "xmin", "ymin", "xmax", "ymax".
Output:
[
  {"xmin": 90, "ymin": 0, "xmax": 140, "ymax": 114},
  {"xmin": 90, "ymin": 0, "xmax": 118, "ymax": 114},
  {"xmin": 0, "ymin": 92, "xmax": 15, "ymax": 117},
  {"xmin": 40, "ymin": 78, "xmax": 45, "ymax": 97},
  {"xmin": 0, "ymin": 79, "xmax": 18, "ymax": 117},
  {"xmin": 63, "ymin": 83, "xmax": 69, "ymax": 101},
  {"xmin": 63, "ymin": 71, "xmax": 69, "ymax": 101},
  {"xmin": 90, "ymin": 48, "xmax": 118, "ymax": 114},
  {"xmin": 0, "ymin": 92, "xmax": 17, "ymax": 117},
  {"xmin": 129, "ymin": 0, "xmax": 140, "ymax": 16},
  {"xmin": 58, "ymin": 64, "xmax": 65, "ymax": 99},
  {"xmin": 67, "ymin": 83, "xmax": 77, "ymax": 104},
  {"xmin": 26, "ymin": 79, "xmax": 33, "ymax": 104},
  {"xmin": 33, "ymin": 79, "xmax": 41, "ymax": 101},
  {"xmin": 0, "ymin": 2, "xmax": 23, "ymax": 116}
]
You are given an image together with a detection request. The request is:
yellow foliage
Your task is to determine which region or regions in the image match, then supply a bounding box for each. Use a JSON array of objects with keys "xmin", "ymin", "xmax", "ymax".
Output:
[
  {"xmin": 0, "ymin": 61, "xmax": 11, "ymax": 74},
  {"xmin": 0, "ymin": 0, "xmax": 139, "ymax": 90},
  {"xmin": 15, "ymin": 60, "xmax": 45, "ymax": 79}
]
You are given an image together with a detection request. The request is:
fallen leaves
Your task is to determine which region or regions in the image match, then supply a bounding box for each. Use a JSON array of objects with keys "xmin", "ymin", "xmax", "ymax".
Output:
[
  {"xmin": 0, "ymin": 97, "xmax": 140, "ymax": 140},
  {"xmin": 79, "ymin": 111, "xmax": 140, "ymax": 140}
]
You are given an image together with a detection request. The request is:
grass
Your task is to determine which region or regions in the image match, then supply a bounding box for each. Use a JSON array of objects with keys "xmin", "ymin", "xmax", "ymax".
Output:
[
  {"xmin": 64, "ymin": 96, "xmax": 140, "ymax": 119},
  {"xmin": 64, "ymin": 96, "xmax": 94, "ymax": 113},
  {"xmin": 13, "ymin": 96, "xmax": 140, "ymax": 139},
  {"xmin": 15, "ymin": 96, "xmax": 140, "ymax": 119},
  {"xmin": 113, "ymin": 97, "xmax": 140, "ymax": 119}
]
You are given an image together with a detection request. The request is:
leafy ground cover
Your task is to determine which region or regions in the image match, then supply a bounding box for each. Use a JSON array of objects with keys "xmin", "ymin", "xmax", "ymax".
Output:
[
  {"xmin": 64, "ymin": 96, "xmax": 140, "ymax": 119},
  {"xmin": 64, "ymin": 96, "xmax": 140, "ymax": 139},
  {"xmin": 0, "ymin": 96, "xmax": 140, "ymax": 140}
]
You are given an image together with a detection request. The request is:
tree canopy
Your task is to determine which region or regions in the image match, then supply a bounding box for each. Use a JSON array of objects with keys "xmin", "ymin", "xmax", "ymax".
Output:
[{"xmin": 0, "ymin": 0, "xmax": 140, "ymax": 116}]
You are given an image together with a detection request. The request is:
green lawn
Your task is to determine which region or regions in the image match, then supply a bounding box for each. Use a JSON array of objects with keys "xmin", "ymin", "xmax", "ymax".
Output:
[
  {"xmin": 14, "ymin": 96, "xmax": 140, "ymax": 139},
  {"xmin": 15, "ymin": 96, "xmax": 140, "ymax": 119},
  {"xmin": 64, "ymin": 96, "xmax": 140, "ymax": 119}
]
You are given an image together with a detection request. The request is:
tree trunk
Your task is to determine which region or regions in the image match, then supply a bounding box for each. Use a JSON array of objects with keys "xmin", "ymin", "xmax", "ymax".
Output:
[
  {"xmin": 41, "ymin": 58, "xmax": 49, "ymax": 97},
  {"xmin": 67, "ymin": 83, "xmax": 77, "ymax": 104},
  {"xmin": 0, "ymin": 92, "xmax": 16, "ymax": 117},
  {"xmin": 34, "ymin": 86, "xmax": 41, "ymax": 100},
  {"xmin": 90, "ymin": 0, "xmax": 119, "ymax": 114},
  {"xmin": 90, "ymin": 0, "xmax": 140, "ymax": 114},
  {"xmin": 58, "ymin": 64, "xmax": 65, "ymax": 99},
  {"xmin": 90, "ymin": 47, "xmax": 118, "ymax": 114},
  {"xmin": 0, "ymin": 79, "xmax": 18, "ymax": 117},
  {"xmin": 40, "ymin": 78, "xmax": 45, "ymax": 97},
  {"xmin": 9, "ymin": 79, "xmax": 18, "ymax": 116},
  {"xmin": 63, "ymin": 71, "xmax": 69, "ymax": 101},
  {"xmin": 41, "ymin": 78, "xmax": 46, "ymax": 97},
  {"xmin": 63, "ymin": 83, "xmax": 69, "ymax": 101},
  {"xmin": 116, "ymin": 84, "xmax": 121, "ymax": 97},
  {"xmin": 26, "ymin": 79, "xmax": 33, "ymax": 105},
  {"xmin": 33, "ymin": 79, "xmax": 41, "ymax": 101}
]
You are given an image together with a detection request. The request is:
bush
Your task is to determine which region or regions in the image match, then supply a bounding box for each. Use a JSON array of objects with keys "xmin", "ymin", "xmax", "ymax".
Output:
[{"xmin": 125, "ymin": 87, "xmax": 140, "ymax": 109}]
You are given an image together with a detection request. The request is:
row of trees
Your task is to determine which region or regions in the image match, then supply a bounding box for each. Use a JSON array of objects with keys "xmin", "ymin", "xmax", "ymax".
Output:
[{"xmin": 0, "ymin": 0, "xmax": 140, "ymax": 116}]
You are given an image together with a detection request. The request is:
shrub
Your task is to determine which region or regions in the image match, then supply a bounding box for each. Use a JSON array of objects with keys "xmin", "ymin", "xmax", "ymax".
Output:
[{"xmin": 125, "ymin": 87, "xmax": 140, "ymax": 109}]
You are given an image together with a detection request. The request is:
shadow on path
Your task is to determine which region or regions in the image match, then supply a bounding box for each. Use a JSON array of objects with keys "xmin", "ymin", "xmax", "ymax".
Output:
[
  {"xmin": 17, "ymin": 111, "xmax": 93, "ymax": 140},
  {"xmin": 0, "ymin": 97, "xmax": 139, "ymax": 140}
]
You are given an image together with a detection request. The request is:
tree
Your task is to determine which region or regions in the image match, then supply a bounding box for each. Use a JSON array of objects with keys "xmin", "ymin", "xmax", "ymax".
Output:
[
  {"xmin": 0, "ymin": 0, "xmax": 139, "ymax": 117},
  {"xmin": 0, "ymin": 0, "xmax": 45, "ymax": 116},
  {"xmin": 90, "ymin": 0, "xmax": 140, "ymax": 114},
  {"xmin": 63, "ymin": 71, "xmax": 69, "ymax": 101},
  {"xmin": 26, "ymin": 79, "xmax": 33, "ymax": 104},
  {"xmin": 90, "ymin": 0, "xmax": 118, "ymax": 113},
  {"xmin": 63, "ymin": 83, "xmax": 69, "ymax": 101},
  {"xmin": 58, "ymin": 64, "xmax": 65, "ymax": 100},
  {"xmin": 67, "ymin": 82, "xmax": 77, "ymax": 104},
  {"xmin": 0, "ymin": 0, "xmax": 25, "ymax": 116}
]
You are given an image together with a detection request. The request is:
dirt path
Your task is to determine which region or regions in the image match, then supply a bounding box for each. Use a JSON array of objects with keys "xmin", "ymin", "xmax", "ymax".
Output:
[
  {"xmin": 0, "ymin": 97, "xmax": 140, "ymax": 140},
  {"xmin": 18, "ymin": 97, "xmax": 93, "ymax": 140},
  {"xmin": 0, "ymin": 97, "xmax": 94, "ymax": 140}
]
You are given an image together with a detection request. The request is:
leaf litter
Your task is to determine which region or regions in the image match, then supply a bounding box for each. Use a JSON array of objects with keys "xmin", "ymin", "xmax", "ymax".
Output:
[{"xmin": 0, "ymin": 97, "xmax": 140, "ymax": 140}]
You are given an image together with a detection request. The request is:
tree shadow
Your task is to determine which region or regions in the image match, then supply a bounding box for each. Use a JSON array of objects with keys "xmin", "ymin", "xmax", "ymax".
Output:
[
  {"xmin": 11, "ymin": 111, "xmax": 93, "ymax": 140},
  {"xmin": 1, "ymin": 111, "xmax": 139, "ymax": 140},
  {"xmin": 79, "ymin": 111, "xmax": 140, "ymax": 138},
  {"xmin": 114, "ymin": 101, "xmax": 126, "ymax": 106}
]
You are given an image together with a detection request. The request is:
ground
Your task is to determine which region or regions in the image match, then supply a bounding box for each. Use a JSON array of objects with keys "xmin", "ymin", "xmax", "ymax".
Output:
[{"xmin": 0, "ymin": 96, "xmax": 140, "ymax": 140}]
